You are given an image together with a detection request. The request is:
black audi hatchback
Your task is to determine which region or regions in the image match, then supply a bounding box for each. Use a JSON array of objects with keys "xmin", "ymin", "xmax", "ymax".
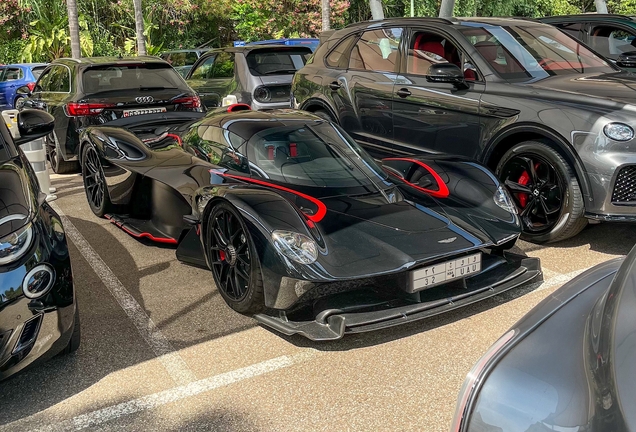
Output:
[
  {"xmin": 293, "ymin": 17, "xmax": 636, "ymax": 243},
  {"xmin": 22, "ymin": 56, "xmax": 202, "ymax": 174},
  {"xmin": 0, "ymin": 109, "xmax": 79, "ymax": 380}
]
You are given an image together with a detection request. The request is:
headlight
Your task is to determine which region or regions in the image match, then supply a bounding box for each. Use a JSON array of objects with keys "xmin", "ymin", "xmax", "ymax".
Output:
[
  {"xmin": 603, "ymin": 122, "xmax": 634, "ymax": 141},
  {"xmin": 450, "ymin": 329, "xmax": 517, "ymax": 432},
  {"xmin": 494, "ymin": 186, "xmax": 517, "ymax": 214},
  {"xmin": 0, "ymin": 221, "xmax": 34, "ymax": 265},
  {"xmin": 272, "ymin": 230, "xmax": 318, "ymax": 264}
]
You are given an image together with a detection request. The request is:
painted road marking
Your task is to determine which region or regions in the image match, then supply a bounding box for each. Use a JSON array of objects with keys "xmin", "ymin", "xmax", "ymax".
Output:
[
  {"xmin": 50, "ymin": 201, "xmax": 197, "ymax": 386},
  {"xmin": 4, "ymin": 351, "xmax": 317, "ymax": 432}
]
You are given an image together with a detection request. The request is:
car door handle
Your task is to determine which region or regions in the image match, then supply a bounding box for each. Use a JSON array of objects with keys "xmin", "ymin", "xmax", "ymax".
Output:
[
  {"xmin": 396, "ymin": 88, "xmax": 412, "ymax": 98},
  {"xmin": 329, "ymin": 81, "xmax": 341, "ymax": 91}
]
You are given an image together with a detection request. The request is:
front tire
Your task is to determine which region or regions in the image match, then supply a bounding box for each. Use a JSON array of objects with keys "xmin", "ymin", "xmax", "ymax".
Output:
[
  {"xmin": 206, "ymin": 202, "xmax": 265, "ymax": 314},
  {"xmin": 496, "ymin": 141, "xmax": 587, "ymax": 243},
  {"xmin": 81, "ymin": 144, "xmax": 112, "ymax": 217}
]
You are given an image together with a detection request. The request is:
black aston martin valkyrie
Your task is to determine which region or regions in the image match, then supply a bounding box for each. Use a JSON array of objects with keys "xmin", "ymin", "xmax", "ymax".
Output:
[
  {"xmin": 1, "ymin": 109, "xmax": 79, "ymax": 380},
  {"xmin": 79, "ymin": 106, "xmax": 541, "ymax": 340}
]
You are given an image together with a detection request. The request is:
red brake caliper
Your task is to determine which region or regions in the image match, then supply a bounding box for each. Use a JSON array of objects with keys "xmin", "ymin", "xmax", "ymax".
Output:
[
  {"xmin": 517, "ymin": 162, "xmax": 540, "ymax": 208},
  {"xmin": 219, "ymin": 250, "xmax": 226, "ymax": 262}
]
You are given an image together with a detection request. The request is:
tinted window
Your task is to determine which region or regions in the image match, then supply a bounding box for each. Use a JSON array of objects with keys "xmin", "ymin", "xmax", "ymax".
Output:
[
  {"xmin": 246, "ymin": 121, "xmax": 387, "ymax": 188},
  {"xmin": 82, "ymin": 64, "xmax": 185, "ymax": 94},
  {"xmin": 1, "ymin": 68, "xmax": 23, "ymax": 81},
  {"xmin": 407, "ymin": 31, "xmax": 473, "ymax": 78},
  {"xmin": 162, "ymin": 51, "xmax": 200, "ymax": 67},
  {"xmin": 349, "ymin": 28, "xmax": 402, "ymax": 72},
  {"xmin": 326, "ymin": 34, "xmax": 358, "ymax": 68},
  {"xmin": 190, "ymin": 55, "xmax": 216, "ymax": 80},
  {"xmin": 182, "ymin": 124, "xmax": 248, "ymax": 173},
  {"xmin": 458, "ymin": 24, "xmax": 613, "ymax": 81},
  {"xmin": 554, "ymin": 22, "xmax": 582, "ymax": 39},
  {"xmin": 212, "ymin": 52, "xmax": 235, "ymax": 78},
  {"xmin": 31, "ymin": 66, "xmax": 46, "ymax": 79},
  {"xmin": 589, "ymin": 26, "xmax": 636, "ymax": 58},
  {"xmin": 44, "ymin": 66, "xmax": 70, "ymax": 92},
  {"xmin": 245, "ymin": 49, "xmax": 308, "ymax": 76},
  {"xmin": 34, "ymin": 68, "xmax": 52, "ymax": 92}
]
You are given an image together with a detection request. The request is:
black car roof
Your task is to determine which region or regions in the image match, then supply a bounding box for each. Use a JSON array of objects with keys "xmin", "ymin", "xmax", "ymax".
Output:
[
  {"xmin": 343, "ymin": 16, "xmax": 550, "ymax": 30},
  {"xmin": 540, "ymin": 13, "xmax": 636, "ymax": 21},
  {"xmin": 52, "ymin": 56, "xmax": 170, "ymax": 67}
]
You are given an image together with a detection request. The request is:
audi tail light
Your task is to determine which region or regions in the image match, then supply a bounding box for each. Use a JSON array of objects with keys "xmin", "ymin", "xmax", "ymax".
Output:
[
  {"xmin": 26, "ymin": 82, "xmax": 36, "ymax": 92},
  {"xmin": 66, "ymin": 102, "xmax": 114, "ymax": 116},
  {"xmin": 173, "ymin": 95, "xmax": 201, "ymax": 109}
]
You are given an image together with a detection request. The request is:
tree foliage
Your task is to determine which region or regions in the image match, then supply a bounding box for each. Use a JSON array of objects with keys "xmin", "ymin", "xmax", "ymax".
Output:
[{"xmin": 3, "ymin": 0, "xmax": 636, "ymax": 63}]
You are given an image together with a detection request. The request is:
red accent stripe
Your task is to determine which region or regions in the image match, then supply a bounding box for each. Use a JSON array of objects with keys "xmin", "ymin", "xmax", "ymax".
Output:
[
  {"xmin": 213, "ymin": 172, "xmax": 327, "ymax": 223},
  {"xmin": 383, "ymin": 158, "xmax": 450, "ymax": 198},
  {"xmin": 166, "ymin": 133, "xmax": 182, "ymax": 146},
  {"xmin": 104, "ymin": 215, "xmax": 178, "ymax": 245}
]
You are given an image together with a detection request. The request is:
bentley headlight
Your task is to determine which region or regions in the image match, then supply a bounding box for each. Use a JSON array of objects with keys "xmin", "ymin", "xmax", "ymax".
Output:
[
  {"xmin": 494, "ymin": 186, "xmax": 517, "ymax": 214},
  {"xmin": 0, "ymin": 221, "xmax": 34, "ymax": 265},
  {"xmin": 272, "ymin": 230, "xmax": 318, "ymax": 265},
  {"xmin": 603, "ymin": 123, "xmax": 634, "ymax": 141}
]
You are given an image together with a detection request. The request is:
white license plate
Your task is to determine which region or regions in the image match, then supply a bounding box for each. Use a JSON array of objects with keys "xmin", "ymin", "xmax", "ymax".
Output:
[
  {"xmin": 410, "ymin": 253, "xmax": 481, "ymax": 292},
  {"xmin": 123, "ymin": 107, "xmax": 167, "ymax": 118}
]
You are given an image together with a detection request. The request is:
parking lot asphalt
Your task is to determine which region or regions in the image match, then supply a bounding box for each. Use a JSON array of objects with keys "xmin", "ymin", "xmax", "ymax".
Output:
[{"xmin": 2, "ymin": 171, "xmax": 636, "ymax": 432}]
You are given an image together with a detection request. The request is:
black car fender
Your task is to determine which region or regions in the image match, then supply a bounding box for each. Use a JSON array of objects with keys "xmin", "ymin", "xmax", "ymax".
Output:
[
  {"xmin": 298, "ymin": 97, "xmax": 340, "ymax": 122},
  {"xmin": 482, "ymin": 122, "xmax": 593, "ymax": 204}
]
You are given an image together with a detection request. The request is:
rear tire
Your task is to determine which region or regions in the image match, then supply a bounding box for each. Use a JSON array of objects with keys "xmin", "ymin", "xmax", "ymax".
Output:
[
  {"xmin": 13, "ymin": 96, "xmax": 25, "ymax": 109},
  {"xmin": 47, "ymin": 133, "xmax": 80, "ymax": 174},
  {"xmin": 81, "ymin": 144, "xmax": 112, "ymax": 217},
  {"xmin": 206, "ymin": 202, "xmax": 265, "ymax": 315},
  {"xmin": 496, "ymin": 141, "xmax": 587, "ymax": 244}
]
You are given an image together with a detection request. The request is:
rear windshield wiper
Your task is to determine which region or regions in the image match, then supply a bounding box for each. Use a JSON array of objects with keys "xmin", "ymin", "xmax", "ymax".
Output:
[{"xmin": 260, "ymin": 69, "xmax": 297, "ymax": 75}]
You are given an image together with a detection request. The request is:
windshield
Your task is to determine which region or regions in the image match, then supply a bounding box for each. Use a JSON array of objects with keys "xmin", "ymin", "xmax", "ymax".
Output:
[
  {"xmin": 246, "ymin": 49, "xmax": 310, "ymax": 76},
  {"xmin": 246, "ymin": 121, "xmax": 388, "ymax": 189},
  {"xmin": 458, "ymin": 23, "xmax": 615, "ymax": 81},
  {"xmin": 82, "ymin": 64, "xmax": 187, "ymax": 94}
]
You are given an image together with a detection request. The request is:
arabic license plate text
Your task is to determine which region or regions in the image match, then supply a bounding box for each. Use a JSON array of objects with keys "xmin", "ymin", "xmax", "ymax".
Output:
[{"xmin": 410, "ymin": 253, "xmax": 481, "ymax": 292}]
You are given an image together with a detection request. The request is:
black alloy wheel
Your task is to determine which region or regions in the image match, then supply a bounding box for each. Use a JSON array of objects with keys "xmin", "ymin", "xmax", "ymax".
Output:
[
  {"xmin": 500, "ymin": 153, "xmax": 564, "ymax": 234},
  {"xmin": 82, "ymin": 145, "xmax": 111, "ymax": 217},
  {"xmin": 496, "ymin": 141, "xmax": 587, "ymax": 243},
  {"xmin": 207, "ymin": 202, "xmax": 264, "ymax": 314}
]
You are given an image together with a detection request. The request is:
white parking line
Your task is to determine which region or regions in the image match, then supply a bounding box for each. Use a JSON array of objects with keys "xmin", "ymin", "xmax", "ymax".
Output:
[
  {"xmin": 7, "ymin": 351, "xmax": 316, "ymax": 432},
  {"xmin": 50, "ymin": 201, "xmax": 197, "ymax": 386}
]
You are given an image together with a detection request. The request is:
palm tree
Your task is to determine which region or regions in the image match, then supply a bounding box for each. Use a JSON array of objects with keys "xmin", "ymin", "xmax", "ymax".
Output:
[
  {"xmin": 133, "ymin": 0, "xmax": 147, "ymax": 55},
  {"xmin": 66, "ymin": 0, "xmax": 81, "ymax": 58},
  {"xmin": 322, "ymin": 0, "xmax": 330, "ymax": 31}
]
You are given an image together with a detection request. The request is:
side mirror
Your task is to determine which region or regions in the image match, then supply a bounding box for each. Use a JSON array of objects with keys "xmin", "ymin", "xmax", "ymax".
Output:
[
  {"xmin": 14, "ymin": 109, "xmax": 54, "ymax": 145},
  {"xmin": 616, "ymin": 52, "xmax": 636, "ymax": 69},
  {"xmin": 426, "ymin": 63, "xmax": 466, "ymax": 86}
]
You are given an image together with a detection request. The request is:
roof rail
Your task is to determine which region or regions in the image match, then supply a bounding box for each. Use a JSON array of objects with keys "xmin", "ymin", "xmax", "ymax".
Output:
[
  {"xmin": 344, "ymin": 16, "xmax": 456, "ymax": 29},
  {"xmin": 547, "ymin": 13, "xmax": 634, "ymax": 20}
]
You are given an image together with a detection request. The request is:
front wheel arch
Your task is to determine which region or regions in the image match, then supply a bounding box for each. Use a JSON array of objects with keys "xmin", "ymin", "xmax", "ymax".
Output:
[
  {"xmin": 300, "ymin": 98, "xmax": 339, "ymax": 123},
  {"xmin": 483, "ymin": 127, "xmax": 592, "ymax": 208}
]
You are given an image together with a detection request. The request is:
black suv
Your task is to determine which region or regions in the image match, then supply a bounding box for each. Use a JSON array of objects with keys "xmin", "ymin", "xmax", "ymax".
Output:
[
  {"xmin": 292, "ymin": 17, "xmax": 636, "ymax": 243},
  {"xmin": 540, "ymin": 14, "xmax": 636, "ymax": 69},
  {"xmin": 23, "ymin": 56, "xmax": 202, "ymax": 173}
]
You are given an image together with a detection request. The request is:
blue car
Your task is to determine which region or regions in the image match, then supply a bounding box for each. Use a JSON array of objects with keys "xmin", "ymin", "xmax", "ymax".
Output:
[
  {"xmin": 247, "ymin": 38, "xmax": 320, "ymax": 52},
  {"xmin": 0, "ymin": 63, "xmax": 47, "ymax": 109}
]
